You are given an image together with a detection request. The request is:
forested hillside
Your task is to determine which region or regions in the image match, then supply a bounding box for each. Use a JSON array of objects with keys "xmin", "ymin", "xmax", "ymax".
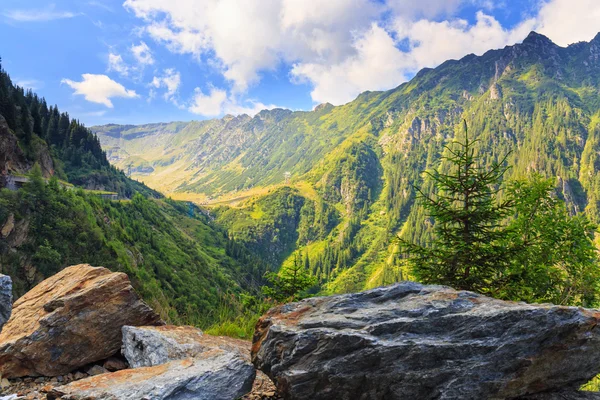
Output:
[
  {"xmin": 94, "ymin": 32, "xmax": 600, "ymax": 296},
  {"xmin": 0, "ymin": 59, "xmax": 267, "ymax": 327}
]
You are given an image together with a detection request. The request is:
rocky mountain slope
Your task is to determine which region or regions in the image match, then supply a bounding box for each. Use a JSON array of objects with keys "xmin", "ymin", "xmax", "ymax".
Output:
[{"xmin": 94, "ymin": 31, "xmax": 600, "ymax": 294}]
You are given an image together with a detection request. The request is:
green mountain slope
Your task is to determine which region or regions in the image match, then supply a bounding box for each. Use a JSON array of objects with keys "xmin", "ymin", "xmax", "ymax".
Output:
[
  {"xmin": 0, "ymin": 59, "xmax": 266, "ymax": 327},
  {"xmin": 95, "ymin": 31, "xmax": 600, "ymax": 294}
]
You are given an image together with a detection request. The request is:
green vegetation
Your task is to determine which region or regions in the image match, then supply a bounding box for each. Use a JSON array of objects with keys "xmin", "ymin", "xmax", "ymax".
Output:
[
  {"xmin": 0, "ymin": 166, "xmax": 268, "ymax": 326},
  {"xmin": 0, "ymin": 58, "xmax": 269, "ymax": 329},
  {"xmin": 95, "ymin": 33, "xmax": 600, "ymax": 299},
  {"xmin": 0, "ymin": 57, "xmax": 156, "ymax": 198},
  {"xmin": 262, "ymin": 250, "xmax": 317, "ymax": 302},
  {"xmin": 400, "ymin": 123, "xmax": 599, "ymax": 306}
]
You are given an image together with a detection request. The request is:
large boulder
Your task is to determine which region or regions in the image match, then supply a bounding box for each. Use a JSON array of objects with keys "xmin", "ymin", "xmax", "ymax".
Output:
[
  {"xmin": 252, "ymin": 282, "xmax": 600, "ymax": 400},
  {"xmin": 122, "ymin": 325, "xmax": 251, "ymax": 367},
  {"xmin": 0, "ymin": 274, "xmax": 12, "ymax": 333},
  {"xmin": 47, "ymin": 353, "xmax": 256, "ymax": 400},
  {"xmin": 0, "ymin": 264, "xmax": 163, "ymax": 378}
]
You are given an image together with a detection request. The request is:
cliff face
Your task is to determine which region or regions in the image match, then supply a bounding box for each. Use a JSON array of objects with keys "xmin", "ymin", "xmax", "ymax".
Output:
[{"xmin": 0, "ymin": 115, "xmax": 30, "ymax": 177}]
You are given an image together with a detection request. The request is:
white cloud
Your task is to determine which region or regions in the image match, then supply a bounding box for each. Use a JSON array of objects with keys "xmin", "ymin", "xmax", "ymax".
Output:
[
  {"xmin": 188, "ymin": 87, "xmax": 280, "ymax": 117},
  {"xmin": 61, "ymin": 74, "xmax": 139, "ymax": 108},
  {"xmin": 131, "ymin": 41, "xmax": 155, "ymax": 65},
  {"xmin": 123, "ymin": 0, "xmax": 600, "ymax": 109},
  {"xmin": 189, "ymin": 87, "xmax": 228, "ymax": 117},
  {"xmin": 3, "ymin": 5, "xmax": 78, "ymax": 22},
  {"xmin": 107, "ymin": 53, "xmax": 130, "ymax": 76},
  {"xmin": 535, "ymin": 0, "xmax": 600, "ymax": 46},
  {"xmin": 151, "ymin": 68, "xmax": 181, "ymax": 103},
  {"xmin": 292, "ymin": 24, "xmax": 410, "ymax": 105}
]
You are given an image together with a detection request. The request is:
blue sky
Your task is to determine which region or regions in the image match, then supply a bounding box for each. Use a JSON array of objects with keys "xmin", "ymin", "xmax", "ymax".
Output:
[{"xmin": 0, "ymin": 0, "xmax": 598, "ymax": 126}]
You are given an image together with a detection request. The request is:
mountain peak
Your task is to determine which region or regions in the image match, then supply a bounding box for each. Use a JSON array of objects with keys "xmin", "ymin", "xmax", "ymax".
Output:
[{"xmin": 522, "ymin": 31, "xmax": 554, "ymax": 46}]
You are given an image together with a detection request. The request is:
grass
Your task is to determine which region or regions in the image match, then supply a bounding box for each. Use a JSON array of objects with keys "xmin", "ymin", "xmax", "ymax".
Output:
[{"xmin": 205, "ymin": 313, "xmax": 260, "ymax": 340}]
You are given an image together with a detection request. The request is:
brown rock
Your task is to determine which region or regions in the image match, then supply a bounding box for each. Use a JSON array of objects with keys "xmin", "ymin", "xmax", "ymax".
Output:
[
  {"xmin": 0, "ymin": 264, "xmax": 163, "ymax": 378},
  {"xmin": 84, "ymin": 365, "xmax": 108, "ymax": 376},
  {"xmin": 103, "ymin": 356, "xmax": 129, "ymax": 372}
]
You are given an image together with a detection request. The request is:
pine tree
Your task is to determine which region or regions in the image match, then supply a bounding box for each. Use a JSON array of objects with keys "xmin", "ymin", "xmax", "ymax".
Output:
[
  {"xmin": 262, "ymin": 250, "xmax": 316, "ymax": 302},
  {"xmin": 399, "ymin": 121, "xmax": 513, "ymax": 293}
]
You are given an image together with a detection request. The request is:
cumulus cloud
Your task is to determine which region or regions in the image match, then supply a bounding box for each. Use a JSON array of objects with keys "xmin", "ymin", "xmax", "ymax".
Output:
[
  {"xmin": 107, "ymin": 53, "xmax": 130, "ymax": 76},
  {"xmin": 535, "ymin": 0, "xmax": 600, "ymax": 46},
  {"xmin": 131, "ymin": 41, "xmax": 155, "ymax": 65},
  {"xmin": 189, "ymin": 87, "xmax": 228, "ymax": 117},
  {"xmin": 188, "ymin": 86, "xmax": 280, "ymax": 117},
  {"xmin": 123, "ymin": 0, "xmax": 600, "ymax": 109},
  {"xmin": 151, "ymin": 68, "xmax": 181, "ymax": 103},
  {"xmin": 62, "ymin": 74, "xmax": 139, "ymax": 108}
]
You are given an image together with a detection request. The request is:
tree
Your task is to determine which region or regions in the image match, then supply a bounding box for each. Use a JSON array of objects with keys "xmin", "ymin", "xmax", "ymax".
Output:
[
  {"xmin": 399, "ymin": 121, "xmax": 600, "ymax": 306},
  {"xmin": 262, "ymin": 250, "xmax": 317, "ymax": 302},
  {"xmin": 499, "ymin": 176, "xmax": 600, "ymax": 306},
  {"xmin": 399, "ymin": 121, "xmax": 513, "ymax": 293}
]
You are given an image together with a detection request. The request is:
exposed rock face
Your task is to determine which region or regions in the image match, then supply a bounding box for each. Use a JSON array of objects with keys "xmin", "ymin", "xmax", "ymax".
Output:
[
  {"xmin": 252, "ymin": 282, "xmax": 600, "ymax": 400},
  {"xmin": 122, "ymin": 325, "xmax": 206, "ymax": 368},
  {"xmin": 122, "ymin": 325, "xmax": 253, "ymax": 366},
  {"xmin": 48, "ymin": 353, "xmax": 256, "ymax": 400},
  {"xmin": 0, "ymin": 264, "xmax": 162, "ymax": 378},
  {"xmin": 0, "ymin": 274, "xmax": 12, "ymax": 333},
  {"xmin": 0, "ymin": 115, "xmax": 29, "ymax": 177}
]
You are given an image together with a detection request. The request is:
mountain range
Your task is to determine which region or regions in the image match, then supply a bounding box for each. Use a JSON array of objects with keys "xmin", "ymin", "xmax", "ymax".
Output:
[{"xmin": 93, "ymin": 31, "xmax": 600, "ymax": 294}]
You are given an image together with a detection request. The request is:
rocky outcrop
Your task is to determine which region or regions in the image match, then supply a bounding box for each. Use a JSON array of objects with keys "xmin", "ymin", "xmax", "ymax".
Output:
[
  {"xmin": 48, "ymin": 352, "xmax": 256, "ymax": 400},
  {"xmin": 122, "ymin": 325, "xmax": 251, "ymax": 368},
  {"xmin": 252, "ymin": 282, "xmax": 600, "ymax": 400},
  {"xmin": 0, "ymin": 264, "xmax": 162, "ymax": 378},
  {"xmin": 0, "ymin": 115, "xmax": 29, "ymax": 178},
  {"xmin": 122, "ymin": 325, "xmax": 206, "ymax": 368},
  {"xmin": 0, "ymin": 274, "xmax": 12, "ymax": 333}
]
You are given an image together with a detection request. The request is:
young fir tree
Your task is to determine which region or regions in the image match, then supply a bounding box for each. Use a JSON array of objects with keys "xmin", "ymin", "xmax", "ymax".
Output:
[
  {"xmin": 399, "ymin": 121, "xmax": 513, "ymax": 294},
  {"xmin": 262, "ymin": 250, "xmax": 316, "ymax": 303}
]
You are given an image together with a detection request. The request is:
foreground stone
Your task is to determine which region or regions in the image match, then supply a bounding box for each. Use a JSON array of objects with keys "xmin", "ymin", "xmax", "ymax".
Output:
[
  {"xmin": 122, "ymin": 325, "xmax": 251, "ymax": 367},
  {"xmin": 252, "ymin": 282, "xmax": 600, "ymax": 400},
  {"xmin": 47, "ymin": 352, "xmax": 256, "ymax": 400},
  {"xmin": 0, "ymin": 264, "xmax": 162, "ymax": 378},
  {"xmin": 0, "ymin": 274, "xmax": 12, "ymax": 333}
]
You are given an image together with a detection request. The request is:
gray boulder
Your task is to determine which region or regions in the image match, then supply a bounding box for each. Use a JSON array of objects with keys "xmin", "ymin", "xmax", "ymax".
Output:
[
  {"xmin": 122, "ymin": 325, "xmax": 206, "ymax": 367},
  {"xmin": 122, "ymin": 325, "xmax": 253, "ymax": 367},
  {"xmin": 0, "ymin": 274, "xmax": 12, "ymax": 333},
  {"xmin": 47, "ymin": 354, "xmax": 255, "ymax": 400},
  {"xmin": 252, "ymin": 282, "xmax": 600, "ymax": 400}
]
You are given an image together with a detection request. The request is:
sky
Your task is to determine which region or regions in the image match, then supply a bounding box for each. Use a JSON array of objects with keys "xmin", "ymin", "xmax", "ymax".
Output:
[{"xmin": 1, "ymin": 0, "xmax": 600, "ymax": 126}]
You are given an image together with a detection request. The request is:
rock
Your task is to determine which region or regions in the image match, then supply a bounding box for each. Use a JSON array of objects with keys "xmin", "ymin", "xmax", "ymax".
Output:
[
  {"xmin": 0, "ymin": 264, "xmax": 163, "ymax": 378},
  {"xmin": 103, "ymin": 356, "xmax": 128, "ymax": 372},
  {"xmin": 0, "ymin": 274, "xmax": 12, "ymax": 333},
  {"xmin": 1, "ymin": 214, "xmax": 14, "ymax": 238},
  {"xmin": 252, "ymin": 282, "xmax": 600, "ymax": 400},
  {"xmin": 73, "ymin": 372, "xmax": 87, "ymax": 381},
  {"xmin": 47, "ymin": 353, "xmax": 256, "ymax": 400},
  {"xmin": 84, "ymin": 365, "xmax": 108, "ymax": 376},
  {"xmin": 122, "ymin": 325, "xmax": 251, "ymax": 367}
]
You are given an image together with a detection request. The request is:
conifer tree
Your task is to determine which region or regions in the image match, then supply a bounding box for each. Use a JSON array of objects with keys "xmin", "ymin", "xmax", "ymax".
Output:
[
  {"xmin": 262, "ymin": 250, "xmax": 316, "ymax": 302},
  {"xmin": 399, "ymin": 121, "xmax": 513, "ymax": 293}
]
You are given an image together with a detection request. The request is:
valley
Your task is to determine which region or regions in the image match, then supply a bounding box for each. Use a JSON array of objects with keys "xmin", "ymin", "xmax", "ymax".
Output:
[{"xmin": 94, "ymin": 31, "xmax": 600, "ymax": 295}]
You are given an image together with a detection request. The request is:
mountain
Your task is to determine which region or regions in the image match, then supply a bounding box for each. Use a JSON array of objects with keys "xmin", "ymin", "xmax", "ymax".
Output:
[
  {"xmin": 95, "ymin": 31, "xmax": 600, "ymax": 294},
  {"xmin": 0, "ymin": 59, "xmax": 266, "ymax": 328}
]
